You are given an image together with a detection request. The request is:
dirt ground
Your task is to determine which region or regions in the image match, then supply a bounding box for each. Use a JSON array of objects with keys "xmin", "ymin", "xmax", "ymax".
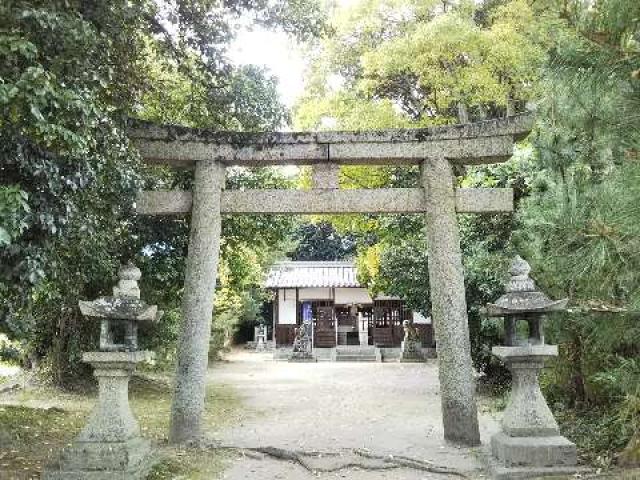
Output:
[{"xmin": 211, "ymin": 350, "xmax": 500, "ymax": 479}]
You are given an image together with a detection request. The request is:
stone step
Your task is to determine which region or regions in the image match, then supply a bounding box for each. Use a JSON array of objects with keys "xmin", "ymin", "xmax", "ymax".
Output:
[
  {"xmin": 335, "ymin": 356, "xmax": 377, "ymax": 362},
  {"xmin": 313, "ymin": 348, "xmax": 335, "ymax": 361},
  {"xmin": 335, "ymin": 352, "xmax": 378, "ymax": 361},
  {"xmin": 335, "ymin": 346, "xmax": 376, "ymax": 353},
  {"xmin": 272, "ymin": 348, "xmax": 293, "ymax": 360}
]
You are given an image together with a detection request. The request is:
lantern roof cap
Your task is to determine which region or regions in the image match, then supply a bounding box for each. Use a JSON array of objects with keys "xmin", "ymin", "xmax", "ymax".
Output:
[
  {"xmin": 486, "ymin": 256, "xmax": 568, "ymax": 316},
  {"xmin": 78, "ymin": 262, "xmax": 162, "ymax": 322}
]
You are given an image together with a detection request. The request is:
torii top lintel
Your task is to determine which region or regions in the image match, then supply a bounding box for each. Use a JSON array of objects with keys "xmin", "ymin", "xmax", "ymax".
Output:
[{"xmin": 128, "ymin": 115, "xmax": 533, "ymax": 167}]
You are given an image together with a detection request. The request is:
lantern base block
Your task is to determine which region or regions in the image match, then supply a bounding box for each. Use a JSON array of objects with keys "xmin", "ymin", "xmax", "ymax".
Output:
[
  {"xmin": 399, "ymin": 340, "xmax": 425, "ymax": 362},
  {"xmin": 488, "ymin": 432, "xmax": 587, "ymax": 479},
  {"xmin": 42, "ymin": 437, "xmax": 157, "ymax": 480},
  {"xmin": 488, "ymin": 459, "xmax": 590, "ymax": 480}
]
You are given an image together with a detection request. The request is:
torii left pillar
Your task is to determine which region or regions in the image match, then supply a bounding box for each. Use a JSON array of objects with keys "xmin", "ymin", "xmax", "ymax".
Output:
[
  {"xmin": 422, "ymin": 157, "xmax": 480, "ymax": 446},
  {"xmin": 169, "ymin": 159, "xmax": 225, "ymax": 444}
]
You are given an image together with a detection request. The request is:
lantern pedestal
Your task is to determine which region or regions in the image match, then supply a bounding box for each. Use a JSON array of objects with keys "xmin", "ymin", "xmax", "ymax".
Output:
[
  {"xmin": 289, "ymin": 321, "xmax": 315, "ymax": 362},
  {"xmin": 489, "ymin": 345, "xmax": 582, "ymax": 479},
  {"xmin": 43, "ymin": 351, "xmax": 156, "ymax": 480},
  {"xmin": 399, "ymin": 339, "xmax": 424, "ymax": 362}
]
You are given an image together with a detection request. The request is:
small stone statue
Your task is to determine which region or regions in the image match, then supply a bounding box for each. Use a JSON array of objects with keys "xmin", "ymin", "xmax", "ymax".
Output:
[
  {"xmin": 403, "ymin": 319, "xmax": 420, "ymax": 342},
  {"xmin": 400, "ymin": 319, "xmax": 424, "ymax": 362},
  {"xmin": 290, "ymin": 320, "xmax": 314, "ymax": 362}
]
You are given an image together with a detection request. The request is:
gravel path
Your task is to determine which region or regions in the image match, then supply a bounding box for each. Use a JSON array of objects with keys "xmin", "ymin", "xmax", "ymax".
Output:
[{"xmin": 209, "ymin": 350, "xmax": 499, "ymax": 479}]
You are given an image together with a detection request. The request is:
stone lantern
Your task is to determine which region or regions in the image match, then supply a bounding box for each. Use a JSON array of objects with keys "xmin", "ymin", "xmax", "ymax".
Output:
[
  {"xmin": 44, "ymin": 263, "xmax": 162, "ymax": 480},
  {"xmin": 485, "ymin": 256, "xmax": 582, "ymax": 479}
]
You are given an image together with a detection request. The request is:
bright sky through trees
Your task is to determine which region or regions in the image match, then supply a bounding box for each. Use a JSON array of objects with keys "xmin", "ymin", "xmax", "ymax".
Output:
[
  {"xmin": 229, "ymin": 28, "xmax": 306, "ymax": 107},
  {"xmin": 228, "ymin": 0, "xmax": 359, "ymax": 108}
]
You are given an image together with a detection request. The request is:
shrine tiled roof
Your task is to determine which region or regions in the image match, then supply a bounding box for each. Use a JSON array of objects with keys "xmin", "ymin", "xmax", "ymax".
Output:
[{"xmin": 265, "ymin": 261, "xmax": 360, "ymax": 289}]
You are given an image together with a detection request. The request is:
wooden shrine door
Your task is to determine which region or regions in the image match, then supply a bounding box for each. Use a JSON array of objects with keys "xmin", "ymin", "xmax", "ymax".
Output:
[{"xmin": 314, "ymin": 306, "xmax": 335, "ymax": 347}]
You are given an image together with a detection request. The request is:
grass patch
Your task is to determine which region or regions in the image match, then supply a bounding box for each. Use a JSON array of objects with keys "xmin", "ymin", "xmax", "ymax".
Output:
[
  {"xmin": 554, "ymin": 404, "xmax": 631, "ymax": 469},
  {"xmin": 0, "ymin": 374, "xmax": 242, "ymax": 479},
  {"xmin": 147, "ymin": 447, "xmax": 234, "ymax": 480}
]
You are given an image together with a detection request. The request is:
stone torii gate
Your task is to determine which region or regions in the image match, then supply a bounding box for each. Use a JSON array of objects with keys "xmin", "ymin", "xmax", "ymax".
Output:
[{"xmin": 129, "ymin": 115, "xmax": 532, "ymax": 447}]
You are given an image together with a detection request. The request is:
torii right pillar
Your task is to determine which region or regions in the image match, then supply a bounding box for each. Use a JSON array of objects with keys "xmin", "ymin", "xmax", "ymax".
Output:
[{"xmin": 422, "ymin": 156, "xmax": 480, "ymax": 446}]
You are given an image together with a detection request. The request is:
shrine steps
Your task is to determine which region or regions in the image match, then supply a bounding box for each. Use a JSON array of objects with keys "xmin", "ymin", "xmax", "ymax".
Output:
[{"xmin": 335, "ymin": 346, "xmax": 380, "ymax": 362}]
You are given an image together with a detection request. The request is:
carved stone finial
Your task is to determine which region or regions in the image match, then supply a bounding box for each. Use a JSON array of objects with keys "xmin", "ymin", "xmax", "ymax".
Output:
[
  {"xmin": 113, "ymin": 262, "xmax": 141, "ymax": 299},
  {"xmin": 510, "ymin": 255, "xmax": 530, "ymax": 276},
  {"xmin": 506, "ymin": 255, "xmax": 536, "ymax": 293}
]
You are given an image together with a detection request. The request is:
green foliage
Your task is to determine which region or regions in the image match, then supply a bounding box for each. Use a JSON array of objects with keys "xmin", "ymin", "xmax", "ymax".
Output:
[
  {"xmin": 295, "ymin": 0, "xmax": 550, "ymax": 127},
  {"xmin": 0, "ymin": 333, "xmax": 22, "ymax": 363},
  {"xmin": 0, "ymin": 186, "xmax": 29, "ymax": 246},
  {"xmin": 294, "ymin": 0, "xmax": 548, "ymax": 374},
  {"xmin": 512, "ymin": 0, "xmax": 640, "ymax": 463},
  {"xmin": 0, "ymin": 3, "xmax": 145, "ymax": 381},
  {"xmin": 517, "ymin": 162, "xmax": 640, "ymax": 307},
  {"xmin": 0, "ymin": 0, "xmax": 325, "ymax": 381},
  {"xmin": 289, "ymin": 222, "xmax": 357, "ymax": 261}
]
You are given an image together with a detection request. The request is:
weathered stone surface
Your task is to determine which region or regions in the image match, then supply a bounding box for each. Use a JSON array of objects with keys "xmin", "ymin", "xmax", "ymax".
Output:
[
  {"xmin": 311, "ymin": 162, "xmax": 340, "ymax": 188},
  {"xmin": 493, "ymin": 346, "xmax": 560, "ymax": 438},
  {"xmin": 488, "ymin": 432, "xmax": 585, "ymax": 480},
  {"xmin": 112, "ymin": 263, "xmax": 141, "ymax": 298},
  {"xmin": 327, "ymin": 136, "xmax": 516, "ymax": 165},
  {"xmin": 289, "ymin": 321, "xmax": 315, "ymax": 362},
  {"xmin": 130, "ymin": 115, "xmax": 531, "ymax": 454},
  {"xmin": 134, "ymin": 139, "xmax": 329, "ymax": 166},
  {"xmin": 454, "ymin": 188, "xmax": 513, "ymax": 214},
  {"xmin": 421, "ymin": 157, "xmax": 480, "ymax": 446},
  {"xmin": 169, "ymin": 159, "xmax": 225, "ymax": 444},
  {"xmin": 136, "ymin": 187, "xmax": 514, "ymax": 215},
  {"xmin": 491, "ymin": 433, "xmax": 577, "ymax": 467},
  {"xmin": 399, "ymin": 340, "xmax": 424, "ymax": 362},
  {"xmin": 128, "ymin": 114, "xmax": 532, "ymax": 145},
  {"xmin": 82, "ymin": 350, "xmax": 152, "ymax": 366},
  {"xmin": 136, "ymin": 190, "xmax": 193, "ymax": 215},
  {"xmin": 43, "ymin": 351, "xmax": 155, "ymax": 480},
  {"xmin": 78, "ymin": 297, "xmax": 159, "ymax": 322},
  {"xmin": 485, "ymin": 256, "xmax": 575, "ymax": 478},
  {"xmin": 78, "ymin": 264, "xmax": 162, "ymax": 352},
  {"xmin": 134, "ymin": 137, "xmax": 514, "ymax": 166},
  {"xmin": 52, "ymin": 437, "xmax": 153, "ymax": 471},
  {"xmin": 486, "ymin": 256, "xmax": 568, "ymax": 317},
  {"xmin": 488, "ymin": 459, "xmax": 588, "ymax": 480},
  {"xmin": 128, "ymin": 115, "xmax": 532, "ymax": 167},
  {"xmin": 43, "ymin": 437, "xmax": 154, "ymax": 480},
  {"xmin": 79, "ymin": 351, "xmax": 151, "ymax": 443}
]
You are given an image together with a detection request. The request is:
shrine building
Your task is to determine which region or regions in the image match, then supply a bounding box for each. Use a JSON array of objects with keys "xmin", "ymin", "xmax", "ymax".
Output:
[{"xmin": 266, "ymin": 261, "xmax": 434, "ymax": 349}]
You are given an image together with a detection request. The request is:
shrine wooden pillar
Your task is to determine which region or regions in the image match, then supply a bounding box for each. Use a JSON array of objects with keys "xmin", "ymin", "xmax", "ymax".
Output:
[
  {"xmin": 169, "ymin": 159, "xmax": 225, "ymax": 444},
  {"xmin": 422, "ymin": 156, "xmax": 480, "ymax": 446}
]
